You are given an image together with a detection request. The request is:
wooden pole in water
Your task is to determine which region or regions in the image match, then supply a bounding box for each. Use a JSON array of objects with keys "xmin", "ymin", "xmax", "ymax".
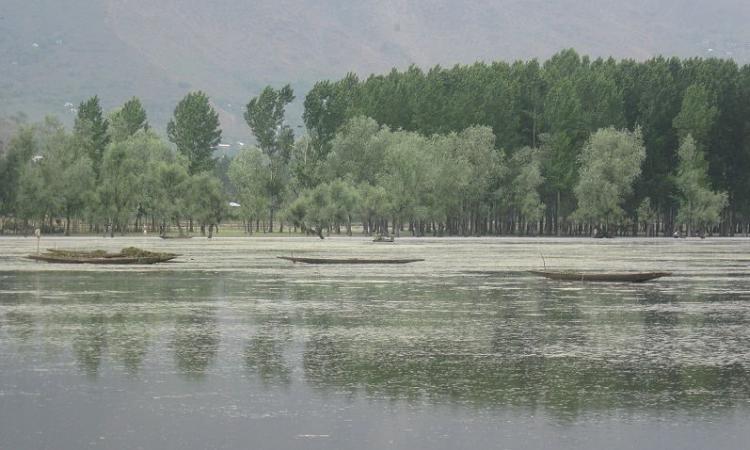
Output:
[{"xmin": 539, "ymin": 249, "xmax": 547, "ymax": 270}]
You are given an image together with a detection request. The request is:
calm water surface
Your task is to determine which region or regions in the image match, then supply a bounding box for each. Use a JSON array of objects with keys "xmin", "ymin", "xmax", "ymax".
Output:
[{"xmin": 1, "ymin": 236, "xmax": 749, "ymax": 449}]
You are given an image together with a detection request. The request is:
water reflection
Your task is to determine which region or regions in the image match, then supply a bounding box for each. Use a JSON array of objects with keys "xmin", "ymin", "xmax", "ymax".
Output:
[
  {"xmin": 171, "ymin": 307, "xmax": 219, "ymax": 380},
  {"xmin": 244, "ymin": 321, "xmax": 292, "ymax": 386},
  {"xmin": 4, "ymin": 310, "xmax": 35, "ymax": 341},
  {"xmin": 1, "ymin": 243, "xmax": 750, "ymax": 422},
  {"xmin": 108, "ymin": 312, "xmax": 151, "ymax": 377},
  {"xmin": 72, "ymin": 314, "xmax": 108, "ymax": 378}
]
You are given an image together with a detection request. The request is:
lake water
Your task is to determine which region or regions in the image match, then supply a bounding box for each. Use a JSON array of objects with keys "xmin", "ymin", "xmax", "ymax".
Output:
[{"xmin": 1, "ymin": 236, "xmax": 749, "ymax": 450}]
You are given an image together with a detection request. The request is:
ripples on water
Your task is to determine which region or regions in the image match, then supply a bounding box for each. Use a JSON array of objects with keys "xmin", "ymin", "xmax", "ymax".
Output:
[{"xmin": 1, "ymin": 236, "xmax": 750, "ymax": 449}]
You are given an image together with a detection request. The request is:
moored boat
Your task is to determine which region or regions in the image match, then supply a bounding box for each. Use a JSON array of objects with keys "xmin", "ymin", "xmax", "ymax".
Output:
[
  {"xmin": 529, "ymin": 270, "xmax": 671, "ymax": 283},
  {"xmin": 278, "ymin": 256, "xmax": 423, "ymax": 264},
  {"xmin": 27, "ymin": 247, "xmax": 179, "ymax": 265}
]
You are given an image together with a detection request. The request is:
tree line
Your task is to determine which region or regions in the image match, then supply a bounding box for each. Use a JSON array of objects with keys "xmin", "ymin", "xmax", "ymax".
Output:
[{"xmin": 0, "ymin": 49, "xmax": 743, "ymax": 237}]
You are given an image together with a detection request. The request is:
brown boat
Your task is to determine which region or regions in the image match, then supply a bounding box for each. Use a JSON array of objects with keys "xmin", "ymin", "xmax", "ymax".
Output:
[
  {"xmin": 160, "ymin": 235, "xmax": 193, "ymax": 239},
  {"xmin": 529, "ymin": 270, "xmax": 671, "ymax": 283},
  {"xmin": 278, "ymin": 256, "xmax": 424, "ymax": 264},
  {"xmin": 27, "ymin": 247, "xmax": 179, "ymax": 265}
]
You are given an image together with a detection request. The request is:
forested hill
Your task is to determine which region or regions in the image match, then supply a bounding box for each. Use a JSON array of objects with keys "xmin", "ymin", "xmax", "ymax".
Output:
[{"xmin": 2, "ymin": 0, "xmax": 749, "ymax": 139}]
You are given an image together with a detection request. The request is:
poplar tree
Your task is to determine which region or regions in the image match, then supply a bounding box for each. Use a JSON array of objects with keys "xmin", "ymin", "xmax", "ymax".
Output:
[
  {"xmin": 74, "ymin": 95, "xmax": 109, "ymax": 176},
  {"xmin": 167, "ymin": 91, "xmax": 222, "ymax": 175},
  {"xmin": 110, "ymin": 97, "xmax": 148, "ymax": 142},
  {"xmin": 244, "ymin": 85, "xmax": 295, "ymax": 231}
]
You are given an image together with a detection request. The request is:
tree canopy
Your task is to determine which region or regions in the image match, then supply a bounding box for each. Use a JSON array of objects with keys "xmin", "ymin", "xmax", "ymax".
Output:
[
  {"xmin": 5, "ymin": 50, "xmax": 750, "ymax": 237},
  {"xmin": 167, "ymin": 91, "xmax": 222, "ymax": 175}
]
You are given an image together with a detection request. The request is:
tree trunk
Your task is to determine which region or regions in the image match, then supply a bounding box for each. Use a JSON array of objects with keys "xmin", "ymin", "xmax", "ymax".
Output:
[{"xmin": 556, "ymin": 190, "xmax": 561, "ymax": 236}]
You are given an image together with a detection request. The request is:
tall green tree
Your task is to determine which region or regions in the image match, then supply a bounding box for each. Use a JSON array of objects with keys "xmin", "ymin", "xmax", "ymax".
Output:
[
  {"xmin": 228, "ymin": 147, "xmax": 271, "ymax": 232},
  {"xmin": 0, "ymin": 126, "xmax": 35, "ymax": 216},
  {"xmin": 573, "ymin": 127, "xmax": 646, "ymax": 232},
  {"xmin": 380, "ymin": 131, "xmax": 431, "ymax": 236},
  {"xmin": 673, "ymin": 84, "xmax": 718, "ymax": 146},
  {"xmin": 303, "ymin": 73, "xmax": 359, "ymax": 159},
  {"xmin": 186, "ymin": 173, "xmax": 226, "ymax": 238},
  {"xmin": 145, "ymin": 156, "xmax": 190, "ymax": 235},
  {"xmin": 109, "ymin": 97, "xmax": 148, "ymax": 142},
  {"xmin": 74, "ymin": 96, "xmax": 109, "ymax": 176},
  {"xmin": 326, "ymin": 116, "xmax": 390, "ymax": 185},
  {"xmin": 244, "ymin": 85, "xmax": 295, "ymax": 158},
  {"xmin": 167, "ymin": 91, "xmax": 222, "ymax": 175},
  {"xmin": 541, "ymin": 78, "xmax": 585, "ymax": 234},
  {"xmin": 12, "ymin": 118, "xmax": 96, "ymax": 233},
  {"xmin": 50, "ymin": 132, "xmax": 96, "ymax": 235},
  {"xmin": 244, "ymin": 85, "xmax": 295, "ymax": 231},
  {"xmin": 97, "ymin": 132, "xmax": 173, "ymax": 235},
  {"xmin": 508, "ymin": 147, "xmax": 545, "ymax": 232},
  {"xmin": 674, "ymin": 135, "xmax": 727, "ymax": 235}
]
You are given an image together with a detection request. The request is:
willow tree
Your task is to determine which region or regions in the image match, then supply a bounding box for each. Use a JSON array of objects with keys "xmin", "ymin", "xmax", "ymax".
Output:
[
  {"xmin": 144, "ymin": 156, "xmax": 190, "ymax": 236},
  {"xmin": 379, "ymin": 131, "xmax": 431, "ymax": 236},
  {"xmin": 228, "ymin": 147, "xmax": 271, "ymax": 233},
  {"xmin": 13, "ymin": 118, "xmax": 95, "ymax": 233},
  {"xmin": 573, "ymin": 127, "xmax": 645, "ymax": 234},
  {"xmin": 674, "ymin": 135, "xmax": 727, "ymax": 236},
  {"xmin": 508, "ymin": 147, "xmax": 545, "ymax": 234},
  {"xmin": 186, "ymin": 173, "xmax": 226, "ymax": 238},
  {"xmin": 326, "ymin": 116, "xmax": 390, "ymax": 185},
  {"xmin": 0, "ymin": 126, "xmax": 35, "ymax": 217}
]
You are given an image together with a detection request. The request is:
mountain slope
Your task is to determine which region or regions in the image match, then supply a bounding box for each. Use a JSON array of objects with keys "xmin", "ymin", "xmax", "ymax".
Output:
[{"xmin": 2, "ymin": 0, "xmax": 749, "ymax": 141}]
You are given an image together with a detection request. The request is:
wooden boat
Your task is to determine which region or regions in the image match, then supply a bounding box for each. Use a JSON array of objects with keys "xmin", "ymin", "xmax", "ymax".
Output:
[
  {"xmin": 160, "ymin": 235, "xmax": 192, "ymax": 239},
  {"xmin": 529, "ymin": 270, "xmax": 671, "ymax": 283},
  {"xmin": 27, "ymin": 247, "xmax": 179, "ymax": 265},
  {"xmin": 278, "ymin": 256, "xmax": 423, "ymax": 264},
  {"xmin": 372, "ymin": 235, "xmax": 395, "ymax": 243}
]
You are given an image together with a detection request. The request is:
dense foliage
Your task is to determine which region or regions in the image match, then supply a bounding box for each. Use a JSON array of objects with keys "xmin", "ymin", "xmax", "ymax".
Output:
[
  {"xmin": 300, "ymin": 50, "xmax": 744, "ymax": 236},
  {"xmin": 1, "ymin": 50, "xmax": 746, "ymax": 237}
]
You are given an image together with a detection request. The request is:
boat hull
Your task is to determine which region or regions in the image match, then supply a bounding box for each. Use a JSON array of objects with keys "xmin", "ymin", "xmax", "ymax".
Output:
[
  {"xmin": 27, "ymin": 254, "xmax": 178, "ymax": 264},
  {"xmin": 529, "ymin": 270, "xmax": 671, "ymax": 282},
  {"xmin": 278, "ymin": 256, "xmax": 423, "ymax": 264}
]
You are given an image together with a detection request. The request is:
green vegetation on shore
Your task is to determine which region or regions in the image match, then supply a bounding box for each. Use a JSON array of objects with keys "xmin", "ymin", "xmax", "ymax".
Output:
[{"xmin": 1, "ymin": 50, "xmax": 746, "ymax": 237}]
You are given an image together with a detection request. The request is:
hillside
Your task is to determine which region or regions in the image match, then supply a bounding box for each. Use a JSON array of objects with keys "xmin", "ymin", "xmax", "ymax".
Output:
[{"xmin": 2, "ymin": 0, "xmax": 749, "ymax": 144}]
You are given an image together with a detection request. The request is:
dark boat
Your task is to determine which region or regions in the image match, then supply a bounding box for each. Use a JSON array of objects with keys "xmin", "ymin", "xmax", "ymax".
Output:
[
  {"xmin": 278, "ymin": 256, "xmax": 423, "ymax": 264},
  {"xmin": 27, "ymin": 248, "xmax": 179, "ymax": 265},
  {"xmin": 160, "ymin": 235, "xmax": 193, "ymax": 239},
  {"xmin": 372, "ymin": 235, "xmax": 395, "ymax": 243},
  {"xmin": 529, "ymin": 270, "xmax": 671, "ymax": 283}
]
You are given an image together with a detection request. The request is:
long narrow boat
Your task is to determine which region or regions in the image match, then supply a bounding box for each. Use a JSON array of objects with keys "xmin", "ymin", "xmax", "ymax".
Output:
[
  {"xmin": 27, "ymin": 248, "xmax": 179, "ymax": 265},
  {"xmin": 160, "ymin": 235, "xmax": 193, "ymax": 240},
  {"xmin": 278, "ymin": 256, "xmax": 424, "ymax": 265},
  {"xmin": 529, "ymin": 270, "xmax": 671, "ymax": 283}
]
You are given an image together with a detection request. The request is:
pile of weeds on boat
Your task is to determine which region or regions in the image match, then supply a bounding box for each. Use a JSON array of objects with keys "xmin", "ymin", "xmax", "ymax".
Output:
[{"xmin": 44, "ymin": 247, "xmax": 173, "ymax": 258}]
